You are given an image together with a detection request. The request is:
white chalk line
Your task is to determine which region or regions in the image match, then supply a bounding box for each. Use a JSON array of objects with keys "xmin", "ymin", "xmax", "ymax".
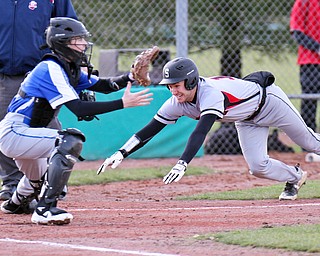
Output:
[
  {"xmin": 1, "ymin": 203, "xmax": 318, "ymax": 255},
  {"xmin": 70, "ymin": 202, "xmax": 320, "ymax": 212},
  {"xmin": 0, "ymin": 238, "xmax": 179, "ymax": 256}
]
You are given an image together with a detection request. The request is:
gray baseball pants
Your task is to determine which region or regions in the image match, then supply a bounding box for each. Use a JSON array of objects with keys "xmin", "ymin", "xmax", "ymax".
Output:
[{"xmin": 236, "ymin": 84, "xmax": 320, "ymax": 183}]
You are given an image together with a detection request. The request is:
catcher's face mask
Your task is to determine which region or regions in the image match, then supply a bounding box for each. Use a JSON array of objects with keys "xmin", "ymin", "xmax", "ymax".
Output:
[{"xmin": 68, "ymin": 36, "xmax": 93, "ymax": 67}]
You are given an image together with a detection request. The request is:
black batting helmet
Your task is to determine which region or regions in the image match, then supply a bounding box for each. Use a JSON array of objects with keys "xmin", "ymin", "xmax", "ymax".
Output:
[
  {"xmin": 46, "ymin": 17, "xmax": 92, "ymax": 66},
  {"xmin": 160, "ymin": 57, "xmax": 199, "ymax": 90}
]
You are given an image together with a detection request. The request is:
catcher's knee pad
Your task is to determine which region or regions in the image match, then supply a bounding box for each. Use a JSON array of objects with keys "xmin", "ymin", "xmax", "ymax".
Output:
[
  {"xmin": 56, "ymin": 128, "xmax": 86, "ymax": 160},
  {"xmin": 43, "ymin": 128, "xmax": 85, "ymax": 203}
]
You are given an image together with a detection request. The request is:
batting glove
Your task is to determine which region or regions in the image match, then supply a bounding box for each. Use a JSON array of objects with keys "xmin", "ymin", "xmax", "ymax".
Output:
[
  {"xmin": 163, "ymin": 160, "xmax": 187, "ymax": 184},
  {"xmin": 97, "ymin": 151, "xmax": 124, "ymax": 175}
]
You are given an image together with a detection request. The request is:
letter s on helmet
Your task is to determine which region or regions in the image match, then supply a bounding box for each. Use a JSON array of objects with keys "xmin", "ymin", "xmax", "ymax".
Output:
[{"xmin": 159, "ymin": 57, "xmax": 199, "ymax": 90}]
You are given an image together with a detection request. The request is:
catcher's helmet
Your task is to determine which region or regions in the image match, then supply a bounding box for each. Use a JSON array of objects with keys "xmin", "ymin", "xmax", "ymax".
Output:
[
  {"xmin": 160, "ymin": 57, "xmax": 199, "ymax": 90},
  {"xmin": 46, "ymin": 17, "xmax": 92, "ymax": 66}
]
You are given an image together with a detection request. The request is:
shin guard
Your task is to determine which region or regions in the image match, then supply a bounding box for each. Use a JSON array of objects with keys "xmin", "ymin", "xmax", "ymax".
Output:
[{"xmin": 41, "ymin": 128, "xmax": 85, "ymax": 205}]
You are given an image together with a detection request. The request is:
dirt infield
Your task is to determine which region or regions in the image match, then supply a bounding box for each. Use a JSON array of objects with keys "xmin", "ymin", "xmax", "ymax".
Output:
[{"xmin": 0, "ymin": 152, "xmax": 319, "ymax": 256}]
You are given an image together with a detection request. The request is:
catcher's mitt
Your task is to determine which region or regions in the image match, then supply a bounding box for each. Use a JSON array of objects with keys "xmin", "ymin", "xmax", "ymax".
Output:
[{"xmin": 131, "ymin": 46, "xmax": 160, "ymax": 86}]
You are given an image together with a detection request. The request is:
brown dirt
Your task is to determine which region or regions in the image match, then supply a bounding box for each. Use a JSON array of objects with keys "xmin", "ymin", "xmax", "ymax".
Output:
[{"xmin": 0, "ymin": 152, "xmax": 319, "ymax": 256}]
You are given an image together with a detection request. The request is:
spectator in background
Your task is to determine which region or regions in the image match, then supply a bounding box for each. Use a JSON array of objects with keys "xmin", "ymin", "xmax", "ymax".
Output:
[
  {"xmin": 290, "ymin": 0, "xmax": 320, "ymax": 132},
  {"xmin": 0, "ymin": 0, "xmax": 77, "ymax": 200}
]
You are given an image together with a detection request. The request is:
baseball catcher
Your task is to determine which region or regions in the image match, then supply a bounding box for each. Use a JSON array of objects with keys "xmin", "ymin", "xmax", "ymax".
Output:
[{"xmin": 0, "ymin": 17, "xmax": 153, "ymax": 225}]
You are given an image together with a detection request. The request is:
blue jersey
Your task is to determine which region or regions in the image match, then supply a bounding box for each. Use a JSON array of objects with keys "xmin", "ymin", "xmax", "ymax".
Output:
[{"xmin": 7, "ymin": 58, "xmax": 99, "ymax": 119}]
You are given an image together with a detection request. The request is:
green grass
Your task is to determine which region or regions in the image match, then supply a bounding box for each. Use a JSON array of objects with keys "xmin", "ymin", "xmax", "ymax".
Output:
[
  {"xmin": 71, "ymin": 167, "xmax": 320, "ymax": 253},
  {"xmin": 195, "ymin": 224, "xmax": 320, "ymax": 253},
  {"xmin": 69, "ymin": 166, "xmax": 216, "ymax": 186},
  {"xmin": 2, "ymin": 166, "xmax": 318, "ymax": 201},
  {"xmin": 177, "ymin": 180, "xmax": 320, "ymax": 200},
  {"xmin": 70, "ymin": 167, "xmax": 320, "ymax": 201}
]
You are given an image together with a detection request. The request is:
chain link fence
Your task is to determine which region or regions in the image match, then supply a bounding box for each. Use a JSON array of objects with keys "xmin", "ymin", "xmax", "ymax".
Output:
[{"xmin": 72, "ymin": 0, "xmax": 318, "ymax": 154}]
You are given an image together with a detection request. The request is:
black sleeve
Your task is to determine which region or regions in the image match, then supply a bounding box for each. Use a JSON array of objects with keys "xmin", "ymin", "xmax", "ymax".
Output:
[
  {"xmin": 291, "ymin": 30, "xmax": 320, "ymax": 53},
  {"xmin": 88, "ymin": 74, "xmax": 132, "ymax": 93},
  {"xmin": 180, "ymin": 114, "xmax": 218, "ymax": 163},
  {"xmin": 136, "ymin": 118, "xmax": 167, "ymax": 142},
  {"xmin": 65, "ymin": 99, "xmax": 123, "ymax": 117},
  {"xmin": 124, "ymin": 118, "xmax": 167, "ymax": 157}
]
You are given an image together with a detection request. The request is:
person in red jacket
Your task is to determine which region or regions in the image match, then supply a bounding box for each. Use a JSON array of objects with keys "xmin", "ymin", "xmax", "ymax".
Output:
[{"xmin": 290, "ymin": 0, "xmax": 320, "ymax": 132}]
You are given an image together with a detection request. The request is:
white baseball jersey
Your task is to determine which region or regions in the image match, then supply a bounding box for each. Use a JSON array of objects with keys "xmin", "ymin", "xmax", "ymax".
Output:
[
  {"xmin": 152, "ymin": 75, "xmax": 320, "ymax": 185},
  {"xmin": 154, "ymin": 76, "xmax": 262, "ymax": 124}
]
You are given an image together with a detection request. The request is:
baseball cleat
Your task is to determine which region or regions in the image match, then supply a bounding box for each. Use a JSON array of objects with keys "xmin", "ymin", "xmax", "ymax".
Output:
[
  {"xmin": 1, "ymin": 197, "xmax": 37, "ymax": 214},
  {"xmin": 1, "ymin": 199, "xmax": 25, "ymax": 214},
  {"xmin": 279, "ymin": 164, "xmax": 307, "ymax": 200},
  {"xmin": 31, "ymin": 206, "xmax": 73, "ymax": 225},
  {"xmin": 0, "ymin": 185, "xmax": 16, "ymax": 201}
]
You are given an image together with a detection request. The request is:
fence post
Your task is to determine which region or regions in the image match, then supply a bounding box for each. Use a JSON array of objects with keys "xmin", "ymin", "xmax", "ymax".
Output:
[{"xmin": 176, "ymin": 0, "xmax": 188, "ymax": 58}]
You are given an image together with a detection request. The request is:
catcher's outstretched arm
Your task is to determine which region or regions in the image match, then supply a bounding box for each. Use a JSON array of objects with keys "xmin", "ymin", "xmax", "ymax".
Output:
[
  {"xmin": 65, "ymin": 98, "xmax": 123, "ymax": 117},
  {"xmin": 65, "ymin": 84, "xmax": 152, "ymax": 117},
  {"xmin": 88, "ymin": 73, "xmax": 133, "ymax": 93},
  {"xmin": 121, "ymin": 83, "xmax": 153, "ymax": 108}
]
